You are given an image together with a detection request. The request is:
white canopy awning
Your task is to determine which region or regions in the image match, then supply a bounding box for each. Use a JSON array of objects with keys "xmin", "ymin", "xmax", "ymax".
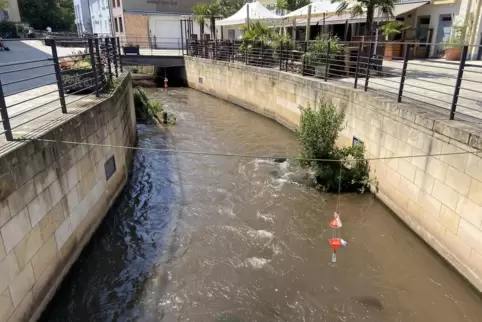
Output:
[
  {"xmin": 289, "ymin": 1, "xmax": 429, "ymax": 26},
  {"xmin": 282, "ymin": 1, "xmax": 347, "ymax": 19},
  {"xmin": 217, "ymin": 1, "xmax": 282, "ymax": 26}
]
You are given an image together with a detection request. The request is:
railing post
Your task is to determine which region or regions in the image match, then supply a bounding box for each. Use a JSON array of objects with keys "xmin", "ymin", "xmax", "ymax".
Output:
[
  {"xmin": 50, "ymin": 39, "xmax": 67, "ymax": 114},
  {"xmin": 95, "ymin": 38, "xmax": 103, "ymax": 86},
  {"xmin": 324, "ymin": 40, "xmax": 330, "ymax": 82},
  {"xmin": 0, "ymin": 81, "xmax": 13, "ymax": 141},
  {"xmin": 245, "ymin": 41, "xmax": 248, "ymax": 64},
  {"xmin": 285, "ymin": 41, "xmax": 289, "ymax": 72},
  {"xmin": 232, "ymin": 40, "xmax": 235, "ymax": 62},
  {"xmin": 301, "ymin": 41, "xmax": 307, "ymax": 76},
  {"xmin": 105, "ymin": 38, "xmax": 113, "ymax": 82},
  {"xmin": 398, "ymin": 44, "xmax": 411, "ymax": 103},
  {"xmin": 450, "ymin": 45, "xmax": 468, "ymax": 120},
  {"xmin": 111, "ymin": 37, "xmax": 119, "ymax": 77},
  {"xmin": 364, "ymin": 42, "xmax": 374, "ymax": 92},
  {"xmin": 354, "ymin": 42, "xmax": 362, "ymax": 89},
  {"xmin": 279, "ymin": 41, "xmax": 283, "ymax": 70},
  {"xmin": 214, "ymin": 40, "xmax": 217, "ymax": 61},
  {"xmin": 117, "ymin": 36, "xmax": 123, "ymax": 72},
  {"xmin": 260, "ymin": 40, "xmax": 264, "ymax": 67},
  {"xmin": 88, "ymin": 38, "xmax": 100, "ymax": 97}
]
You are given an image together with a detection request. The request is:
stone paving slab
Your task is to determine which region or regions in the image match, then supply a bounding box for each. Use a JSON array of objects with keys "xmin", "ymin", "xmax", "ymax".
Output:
[
  {"xmin": 0, "ymin": 76, "xmax": 120, "ymax": 158},
  {"xmin": 337, "ymin": 59, "xmax": 482, "ymax": 120}
]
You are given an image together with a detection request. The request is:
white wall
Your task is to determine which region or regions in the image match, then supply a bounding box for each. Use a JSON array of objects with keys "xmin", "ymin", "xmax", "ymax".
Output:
[
  {"xmin": 90, "ymin": 0, "xmax": 112, "ymax": 35},
  {"xmin": 6, "ymin": 0, "xmax": 21, "ymax": 22}
]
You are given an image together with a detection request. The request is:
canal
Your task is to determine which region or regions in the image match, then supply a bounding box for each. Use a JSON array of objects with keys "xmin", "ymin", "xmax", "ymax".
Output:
[{"xmin": 40, "ymin": 88, "xmax": 482, "ymax": 321}]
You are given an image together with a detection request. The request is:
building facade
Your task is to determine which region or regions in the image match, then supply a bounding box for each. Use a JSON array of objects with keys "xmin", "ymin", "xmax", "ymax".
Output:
[
  {"xmin": 111, "ymin": 0, "xmax": 211, "ymax": 49},
  {"xmin": 73, "ymin": 0, "xmax": 93, "ymax": 34},
  {"xmin": 89, "ymin": 0, "xmax": 113, "ymax": 35},
  {"xmin": 1, "ymin": 0, "xmax": 21, "ymax": 22}
]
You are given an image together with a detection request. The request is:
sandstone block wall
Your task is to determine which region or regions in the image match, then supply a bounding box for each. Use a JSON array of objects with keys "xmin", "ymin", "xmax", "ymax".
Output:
[
  {"xmin": 0, "ymin": 74, "xmax": 136, "ymax": 321},
  {"xmin": 184, "ymin": 57, "xmax": 482, "ymax": 291}
]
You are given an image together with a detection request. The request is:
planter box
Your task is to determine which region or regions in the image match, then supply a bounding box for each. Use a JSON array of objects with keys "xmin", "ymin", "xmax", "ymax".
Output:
[
  {"xmin": 123, "ymin": 46, "xmax": 140, "ymax": 55},
  {"xmin": 383, "ymin": 43, "xmax": 402, "ymax": 60},
  {"xmin": 61, "ymin": 68, "xmax": 96, "ymax": 93},
  {"xmin": 445, "ymin": 47, "xmax": 461, "ymax": 61}
]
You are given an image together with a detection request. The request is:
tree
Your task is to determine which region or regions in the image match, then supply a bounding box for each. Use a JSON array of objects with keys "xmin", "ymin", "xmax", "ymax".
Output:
[
  {"xmin": 275, "ymin": 0, "xmax": 286, "ymax": 15},
  {"xmin": 0, "ymin": 0, "xmax": 8, "ymax": 9},
  {"xmin": 18, "ymin": 0, "xmax": 75, "ymax": 31},
  {"xmin": 218, "ymin": 0, "xmax": 244, "ymax": 18},
  {"xmin": 206, "ymin": 3, "xmax": 222, "ymax": 36},
  {"xmin": 192, "ymin": 3, "xmax": 208, "ymax": 36},
  {"xmin": 298, "ymin": 100, "xmax": 371, "ymax": 193},
  {"xmin": 332, "ymin": 0, "xmax": 396, "ymax": 36},
  {"xmin": 192, "ymin": 3, "xmax": 222, "ymax": 37},
  {"xmin": 285, "ymin": 0, "xmax": 311, "ymax": 12}
]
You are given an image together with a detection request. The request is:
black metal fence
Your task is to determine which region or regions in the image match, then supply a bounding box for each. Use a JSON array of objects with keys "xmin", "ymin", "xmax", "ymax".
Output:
[
  {"xmin": 0, "ymin": 37, "xmax": 123, "ymax": 142},
  {"xmin": 186, "ymin": 39, "xmax": 482, "ymax": 121}
]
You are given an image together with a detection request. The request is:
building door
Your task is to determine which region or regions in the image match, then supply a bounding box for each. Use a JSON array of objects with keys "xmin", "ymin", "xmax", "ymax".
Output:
[
  {"xmin": 435, "ymin": 15, "xmax": 452, "ymax": 57},
  {"xmin": 150, "ymin": 15, "xmax": 182, "ymax": 49}
]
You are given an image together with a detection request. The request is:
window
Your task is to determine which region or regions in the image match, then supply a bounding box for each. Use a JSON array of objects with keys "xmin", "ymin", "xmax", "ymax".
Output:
[
  {"xmin": 115, "ymin": 17, "xmax": 119, "ymax": 32},
  {"xmin": 119, "ymin": 16, "xmax": 123, "ymax": 32}
]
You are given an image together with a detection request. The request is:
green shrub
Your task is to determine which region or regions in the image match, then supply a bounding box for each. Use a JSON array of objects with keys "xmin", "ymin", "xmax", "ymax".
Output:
[
  {"xmin": 0, "ymin": 21, "xmax": 18, "ymax": 38},
  {"xmin": 297, "ymin": 100, "xmax": 371, "ymax": 193},
  {"xmin": 133, "ymin": 87, "xmax": 175, "ymax": 124}
]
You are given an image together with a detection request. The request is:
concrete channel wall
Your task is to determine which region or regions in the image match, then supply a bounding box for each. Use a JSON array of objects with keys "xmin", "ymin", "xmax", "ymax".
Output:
[
  {"xmin": 0, "ymin": 74, "xmax": 136, "ymax": 321},
  {"xmin": 184, "ymin": 57, "xmax": 482, "ymax": 291}
]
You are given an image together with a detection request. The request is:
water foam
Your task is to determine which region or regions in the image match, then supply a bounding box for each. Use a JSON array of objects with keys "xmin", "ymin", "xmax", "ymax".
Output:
[
  {"xmin": 257, "ymin": 211, "xmax": 275, "ymax": 223},
  {"xmin": 246, "ymin": 257, "xmax": 271, "ymax": 269},
  {"xmin": 247, "ymin": 229, "xmax": 274, "ymax": 239}
]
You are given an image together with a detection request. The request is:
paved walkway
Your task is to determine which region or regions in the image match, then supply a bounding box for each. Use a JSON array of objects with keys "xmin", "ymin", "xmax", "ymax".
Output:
[
  {"xmin": 337, "ymin": 59, "xmax": 482, "ymax": 120},
  {"xmin": 0, "ymin": 40, "xmax": 108, "ymax": 156}
]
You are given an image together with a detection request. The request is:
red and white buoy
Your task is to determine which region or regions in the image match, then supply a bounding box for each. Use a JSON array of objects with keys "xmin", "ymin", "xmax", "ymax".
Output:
[
  {"xmin": 164, "ymin": 77, "xmax": 168, "ymax": 91},
  {"xmin": 329, "ymin": 212, "xmax": 346, "ymax": 263}
]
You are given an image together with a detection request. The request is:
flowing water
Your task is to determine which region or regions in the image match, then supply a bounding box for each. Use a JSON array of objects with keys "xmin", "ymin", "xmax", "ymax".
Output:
[{"xmin": 40, "ymin": 88, "xmax": 482, "ymax": 322}]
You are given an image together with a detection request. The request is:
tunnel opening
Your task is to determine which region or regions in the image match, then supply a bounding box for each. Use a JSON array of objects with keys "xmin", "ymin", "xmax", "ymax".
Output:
[
  {"xmin": 154, "ymin": 66, "xmax": 187, "ymax": 87},
  {"xmin": 126, "ymin": 65, "xmax": 187, "ymax": 88}
]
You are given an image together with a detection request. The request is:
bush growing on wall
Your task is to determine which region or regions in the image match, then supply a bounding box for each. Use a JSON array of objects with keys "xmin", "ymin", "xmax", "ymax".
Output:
[
  {"xmin": 133, "ymin": 87, "xmax": 176, "ymax": 124},
  {"xmin": 297, "ymin": 100, "xmax": 371, "ymax": 193}
]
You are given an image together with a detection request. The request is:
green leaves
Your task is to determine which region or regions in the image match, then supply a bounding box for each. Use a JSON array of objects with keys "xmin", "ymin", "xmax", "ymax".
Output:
[
  {"xmin": 18, "ymin": 0, "xmax": 75, "ymax": 31},
  {"xmin": 217, "ymin": 0, "xmax": 244, "ymax": 18},
  {"xmin": 331, "ymin": 0, "xmax": 397, "ymax": 35},
  {"xmin": 285, "ymin": 0, "xmax": 311, "ymax": 12},
  {"xmin": 304, "ymin": 34, "xmax": 343, "ymax": 64},
  {"xmin": 298, "ymin": 101, "xmax": 371, "ymax": 193}
]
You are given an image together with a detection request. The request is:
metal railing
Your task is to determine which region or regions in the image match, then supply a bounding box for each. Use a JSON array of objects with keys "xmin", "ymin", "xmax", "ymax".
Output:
[
  {"xmin": 0, "ymin": 37, "xmax": 123, "ymax": 142},
  {"xmin": 186, "ymin": 39, "xmax": 482, "ymax": 121}
]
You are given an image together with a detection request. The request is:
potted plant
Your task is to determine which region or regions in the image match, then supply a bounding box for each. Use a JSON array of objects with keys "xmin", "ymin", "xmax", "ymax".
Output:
[
  {"xmin": 240, "ymin": 22, "xmax": 276, "ymax": 66},
  {"xmin": 303, "ymin": 35, "xmax": 343, "ymax": 78},
  {"xmin": 123, "ymin": 43, "xmax": 140, "ymax": 55},
  {"xmin": 444, "ymin": 18, "xmax": 473, "ymax": 61},
  {"xmin": 380, "ymin": 21, "xmax": 408, "ymax": 60}
]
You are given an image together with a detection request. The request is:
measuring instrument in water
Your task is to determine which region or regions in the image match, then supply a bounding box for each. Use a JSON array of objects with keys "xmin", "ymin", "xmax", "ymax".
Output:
[{"xmin": 329, "ymin": 162, "xmax": 347, "ymax": 262}]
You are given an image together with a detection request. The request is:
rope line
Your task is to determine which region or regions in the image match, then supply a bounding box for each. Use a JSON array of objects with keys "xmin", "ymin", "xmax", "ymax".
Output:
[{"xmin": 18, "ymin": 137, "xmax": 482, "ymax": 163}]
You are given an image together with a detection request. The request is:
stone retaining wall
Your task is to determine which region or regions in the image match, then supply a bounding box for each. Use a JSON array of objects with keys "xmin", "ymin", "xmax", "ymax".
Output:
[
  {"xmin": 184, "ymin": 57, "xmax": 482, "ymax": 291},
  {"xmin": 0, "ymin": 74, "xmax": 136, "ymax": 321}
]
